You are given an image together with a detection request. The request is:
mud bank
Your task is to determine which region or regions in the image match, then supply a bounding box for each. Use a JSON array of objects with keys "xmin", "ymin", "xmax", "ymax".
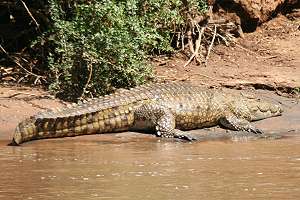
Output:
[{"xmin": 0, "ymin": 85, "xmax": 299, "ymax": 145}]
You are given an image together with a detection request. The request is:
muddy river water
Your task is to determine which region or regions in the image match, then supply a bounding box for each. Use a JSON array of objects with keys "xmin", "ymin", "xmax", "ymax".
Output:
[
  {"xmin": 0, "ymin": 132, "xmax": 299, "ymax": 200},
  {"xmin": 0, "ymin": 93, "xmax": 299, "ymax": 200}
]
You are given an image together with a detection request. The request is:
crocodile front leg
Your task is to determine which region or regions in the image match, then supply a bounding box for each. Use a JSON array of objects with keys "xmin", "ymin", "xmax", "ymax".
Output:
[
  {"xmin": 219, "ymin": 115, "xmax": 263, "ymax": 134},
  {"xmin": 133, "ymin": 103, "xmax": 196, "ymax": 141}
]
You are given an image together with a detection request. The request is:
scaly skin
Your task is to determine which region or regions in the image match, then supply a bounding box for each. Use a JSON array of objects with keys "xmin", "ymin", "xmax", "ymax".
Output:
[{"xmin": 11, "ymin": 82, "xmax": 283, "ymax": 145}]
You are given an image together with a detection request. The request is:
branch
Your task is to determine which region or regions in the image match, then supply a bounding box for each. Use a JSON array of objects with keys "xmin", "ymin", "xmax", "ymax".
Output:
[
  {"xmin": 205, "ymin": 25, "xmax": 217, "ymax": 66},
  {"xmin": 19, "ymin": 0, "xmax": 41, "ymax": 33},
  {"xmin": 0, "ymin": 44, "xmax": 45, "ymax": 81},
  {"xmin": 81, "ymin": 63, "xmax": 93, "ymax": 98},
  {"xmin": 183, "ymin": 26, "xmax": 205, "ymax": 68}
]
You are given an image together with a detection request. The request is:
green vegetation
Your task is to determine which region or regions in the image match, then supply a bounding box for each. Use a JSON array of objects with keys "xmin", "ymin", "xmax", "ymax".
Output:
[{"xmin": 34, "ymin": 0, "xmax": 207, "ymax": 100}]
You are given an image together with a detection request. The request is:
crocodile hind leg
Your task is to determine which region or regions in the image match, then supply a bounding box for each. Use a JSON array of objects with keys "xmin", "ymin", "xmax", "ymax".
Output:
[
  {"xmin": 133, "ymin": 103, "xmax": 197, "ymax": 141},
  {"xmin": 219, "ymin": 115, "xmax": 263, "ymax": 134}
]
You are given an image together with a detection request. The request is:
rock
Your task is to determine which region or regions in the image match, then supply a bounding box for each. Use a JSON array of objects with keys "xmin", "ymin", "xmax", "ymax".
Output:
[{"xmin": 232, "ymin": 0, "xmax": 285, "ymax": 23}]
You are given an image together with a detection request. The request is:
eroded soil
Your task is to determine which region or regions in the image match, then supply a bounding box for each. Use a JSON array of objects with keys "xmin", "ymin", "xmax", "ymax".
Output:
[{"xmin": 154, "ymin": 15, "xmax": 300, "ymax": 91}]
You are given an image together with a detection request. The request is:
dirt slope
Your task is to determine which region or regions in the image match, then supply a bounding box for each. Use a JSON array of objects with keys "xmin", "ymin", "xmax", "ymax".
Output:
[{"xmin": 154, "ymin": 15, "xmax": 300, "ymax": 91}]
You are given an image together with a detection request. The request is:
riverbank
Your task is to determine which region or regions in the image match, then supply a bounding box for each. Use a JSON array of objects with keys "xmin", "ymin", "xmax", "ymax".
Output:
[{"xmin": 0, "ymin": 13, "xmax": 299, "ymax": 143}]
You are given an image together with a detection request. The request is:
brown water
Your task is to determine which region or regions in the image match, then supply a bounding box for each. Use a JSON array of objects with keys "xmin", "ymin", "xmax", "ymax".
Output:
[{"xmin": 1, "ymin": 133, "xmax": 300, "ymax": 200}]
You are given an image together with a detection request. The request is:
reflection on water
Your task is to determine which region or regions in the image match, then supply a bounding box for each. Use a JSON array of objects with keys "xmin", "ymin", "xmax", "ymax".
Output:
[{"xmin": 0, "ymin": 134, "xmax": 300, "ymax": 200}]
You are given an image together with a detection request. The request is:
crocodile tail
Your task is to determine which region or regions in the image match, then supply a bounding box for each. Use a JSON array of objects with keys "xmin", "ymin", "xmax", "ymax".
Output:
[
  {"xmin": 11, "ymin": 108, "xmax": 135, "ymax": 145},
  {"xmin": 11, "ymin": 117, "xmax": 38, "ymax": 145},
  {"xmin": 11, "ymin": 115, "xmax": 77, "ymax": 145}
]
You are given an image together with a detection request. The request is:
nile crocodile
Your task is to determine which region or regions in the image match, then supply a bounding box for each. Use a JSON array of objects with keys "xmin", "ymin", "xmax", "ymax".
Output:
[{"xmin": 11, "ymin": 82, "xmax": 283, "ymax": 145}]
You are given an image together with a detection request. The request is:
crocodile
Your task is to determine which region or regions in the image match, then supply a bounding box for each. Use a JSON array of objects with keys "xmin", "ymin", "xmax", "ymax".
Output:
[{"xmin": 11, "ymin": 82, "xmax": 283, "ymax": 145}]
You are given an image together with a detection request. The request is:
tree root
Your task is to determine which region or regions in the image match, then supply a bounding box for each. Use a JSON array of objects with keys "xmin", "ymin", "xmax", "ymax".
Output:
[
  {"xmin": 179, "ymin": 11, "xmax": 241, "ymax": 68},
  {"xmin": 205, "ymin": 24, "xmax": 217, "ymax": 66},
  {"xmin": 184, "ymin": 25, "xmax": 205, "ymax": 68}
]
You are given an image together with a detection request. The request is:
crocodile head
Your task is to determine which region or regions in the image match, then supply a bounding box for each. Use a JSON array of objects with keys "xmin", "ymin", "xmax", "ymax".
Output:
[{"xmin": 248, "ymin": 101, "xmax": 283, "ymax": 121}]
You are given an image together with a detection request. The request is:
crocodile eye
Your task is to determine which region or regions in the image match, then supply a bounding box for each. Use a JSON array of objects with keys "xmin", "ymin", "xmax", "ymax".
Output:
[{"xmin": 142, "ymin": 116, "xmax": 146, "ymax": 121}]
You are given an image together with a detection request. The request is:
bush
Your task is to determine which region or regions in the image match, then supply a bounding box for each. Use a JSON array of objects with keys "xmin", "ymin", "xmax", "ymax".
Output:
[{"xmin": 38, "ymin": 0, "xmax": 207, "ymax": 100}]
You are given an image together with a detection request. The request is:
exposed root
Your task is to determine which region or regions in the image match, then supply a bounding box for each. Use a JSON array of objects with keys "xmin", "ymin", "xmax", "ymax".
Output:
[
  {"xmin": 184, "ymin": 25, "xmax": 205, "ymax": 68},
  {"xmin": 194, "ymin": 24, "xmax": 205, "ymax": 64},
  {"xmin": 205, "ymin": 24, "xmax": 217, "ymax": 66},
  {"xmin": 179, "ymin": 13, "xmax": 240, "ymax": 68}
]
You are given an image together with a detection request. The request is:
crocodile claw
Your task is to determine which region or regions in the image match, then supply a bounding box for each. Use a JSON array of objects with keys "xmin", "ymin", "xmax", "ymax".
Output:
[
  {"xmin": 250, "ymin": 127, "xmax": 264, "ymax": 134},
  {"xmin": 174, "ymin": 132, "xmax": 197, "ymax": 141}
]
